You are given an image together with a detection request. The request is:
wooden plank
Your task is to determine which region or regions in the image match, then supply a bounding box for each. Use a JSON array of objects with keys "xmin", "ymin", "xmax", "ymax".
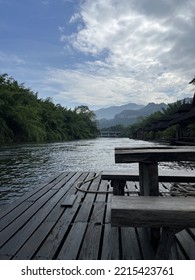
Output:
[
  {"xmin": 79, "ymin": 173, "xmax": 101, "ymax": 203},
  {"xmin": 1, "ymin": 171, "xmax": 195, "ymax": 260},
  {"xmin": 90, "ymin": 202, "xmax": 105, "ymax": 224},
  {"xmin": 74, "ymin": 172, "xmax": 99, "ymax": 223},
  {"xmin": 78, "ymin": 222, "xmax": 102, "ymax": 260},
  {"xmin": 176, "ymin": 229, "xmax": 195, "ymax": 260},
  {"xmin": 126, "ymin": 181, "xmax": 139, "ymax": 195},
  {"xmin": 13, "ymin": 189, "xmax": 80, "ymax": 259},
  {"xmin": 102, "ymin": 170, "xmax": 195, "ymax": 183},
  {"xmin": 101, "ymin": 224, "xmax": 120, "ymax": 260},
  {"xmin": 115, "ymin": 147, "xmax": 195, "ymax": 163},
  {"xmin": 13, "ymin": 221, "xmax": 55, "ymax": 260},
  {"xmin": 51, "ymin": 172, "xmax": 77, "ymax": 190},
  {"xmin": 136, "ymin": 228, "xmax": 155, "ymax": 260},
  {"xmin": 0, "ymin": 172, "xmax": 69, "ymax": 220},
  {"xmin": 0, "ymin": 187, "xmax": 71, "ymax": 257},
  {"xmin": 102, "ymin": 171, "xmax": 139, "ymax": 181},
  {"xmin": 95, "ymin": 179, "xmax": 108, "ymax": 202},
  {"xmin": 121, "ymin": 227, "xmax": 142, "ymax": 259},
  {"xmin": 31, "ymin": 173, "xmax": 91, "ymax": 259},
  {"xmin": 188, "ymin": 228, "xmax": 195, "ymax": 238},
  {"xmin": 104, "ymin": 202, "xmax": 111, "ymax": 224},
  {"xmin": 74, "ymin": 201, "xmax": 93, "ymax": 223},
  {"xmin": 61, "ymin": 194, "xmax": 77, "ymax": 207},
  {"xmin": 155, "ymin": 228, "xmax": 176, "ymax": 259},
  {"xmin": 111, "ymin": 196, "xmax": 195, "ymax": 228},
  {"xmin": 0, "ymin": 201, "xmax": 33, "ymax": 231},
  {"xmin": 57, "ymin": 222, "xmax": 88, "ymax": 260},
  {"xmin": 169, "ymin": 239, "xmax": 186, "ymax": 260},
  {"xmin": 33, "ymin": 196, "xmax": 82, "ymax": 259},
  {"xmin": 34, "ymin": 223, "xmax": 70, "ymax": 260},
  {"xmin": 0, "ymin": 189, "xmax": 59, "ymax": 248}
]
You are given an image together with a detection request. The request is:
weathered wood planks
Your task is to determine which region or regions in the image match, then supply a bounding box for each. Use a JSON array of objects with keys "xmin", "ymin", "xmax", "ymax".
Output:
[
  {"xmin": 0, "ymin": 171, "xmax": 195, "ymax": 260},
  {"xmin": 111, "ymin": 196, "xmax": 195, "ymax": 228},
  {"xmin": 115, "ymin": 146, "xmax": 195, "ymax": 163}
]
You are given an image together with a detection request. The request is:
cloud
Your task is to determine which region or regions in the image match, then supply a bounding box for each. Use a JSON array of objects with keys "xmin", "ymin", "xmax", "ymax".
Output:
[
  {"xmin": 41, "ymin": 0, "xmax": 50, "ymax": 5},
  {"xmin": 69, "ymin": 12, "xmax": 81, "ymax": 23},
  {"xmin": 0, "ymin": 51, "xmax": 26, "ymax": 65},
  {"xmin": 2, "ymin": 0, "xmax": 194, "ymax": 110},
  {"xmin": 57, "ymin": 0, "xmax": 195, "ymax": 107}
]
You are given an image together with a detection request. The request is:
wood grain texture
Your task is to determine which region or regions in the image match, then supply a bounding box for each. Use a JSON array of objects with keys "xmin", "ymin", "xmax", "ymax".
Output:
[
  {"xmin": 111, "ymin": 196, "xmax": 195, "ymax": 228},
  {"xmin": 102, "ymin": 170, "xmax": 195, "ymax": 183},
  {"xmin": 0, "ymin": 171, "xmax": 195, "ymax": 260},
  {"xmin": 115, "ymin": 147, "xmax": 195, "ymax": 163}
]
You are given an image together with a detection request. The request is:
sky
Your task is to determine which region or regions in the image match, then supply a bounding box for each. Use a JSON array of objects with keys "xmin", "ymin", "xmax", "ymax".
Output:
[{"xmin": 0, "ymin": 0, "xmax": 195, "ymax": 110}]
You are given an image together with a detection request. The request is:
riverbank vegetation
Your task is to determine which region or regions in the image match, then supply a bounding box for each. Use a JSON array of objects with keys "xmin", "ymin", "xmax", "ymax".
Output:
[
  {"xmin": 0, "ymin": 74, "xmax": 99, "ymax": 145},
  {"xmin": 126, "ymin": 100, "xmax": 184, "ymax": 140},
  {"xmin": 102, "ymin": 93, "xmax": 195, "ymax": 144},
  {"xmin": 126, "ymin": 78, "xmax": 195, "ymax": 143}
]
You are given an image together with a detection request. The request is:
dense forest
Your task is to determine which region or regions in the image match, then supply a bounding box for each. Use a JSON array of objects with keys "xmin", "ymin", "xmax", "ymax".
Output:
[{"xmin": 0, "ymin": 74, "xmax": 99, "ymax": 145}]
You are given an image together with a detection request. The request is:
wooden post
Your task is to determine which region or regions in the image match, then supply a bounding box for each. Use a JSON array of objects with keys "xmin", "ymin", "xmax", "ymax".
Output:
[
  {"xmin": 111, "ymin": 179, "xmax": 126, "ymax": 195},
  {"xmin": 139, "ymin": 161, "xmax": 160, "ymax": 246},
  {"xmin": 139, "ymin": 161, "xmax": 159, "ymax": 196}
]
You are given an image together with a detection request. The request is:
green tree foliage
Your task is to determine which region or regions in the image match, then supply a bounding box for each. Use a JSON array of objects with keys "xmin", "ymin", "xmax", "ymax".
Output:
[{"xmin": 0, "ymin": 74, "xmax": 99, "ymax": 145}]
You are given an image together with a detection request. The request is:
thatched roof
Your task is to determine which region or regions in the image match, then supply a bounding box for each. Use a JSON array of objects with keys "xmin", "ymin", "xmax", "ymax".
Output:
[{"xmin": 168, "ymin": 103, "xmax": 194, "ymax": 125}]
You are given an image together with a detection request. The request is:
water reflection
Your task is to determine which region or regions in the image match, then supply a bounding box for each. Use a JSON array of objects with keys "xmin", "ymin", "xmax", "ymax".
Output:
[{"xmin": 0, "ymin": 138, "xmax": 194, "ymax": 207}]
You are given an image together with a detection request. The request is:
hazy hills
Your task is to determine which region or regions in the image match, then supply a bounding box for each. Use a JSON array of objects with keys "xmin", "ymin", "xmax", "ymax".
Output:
[
  {"xmin": 94, "ymin": 102, "xmax": 167, "ymax": 128},
  {"xmin": 94, "ymin": 103, "xmax": 144, "ymax": 120}
]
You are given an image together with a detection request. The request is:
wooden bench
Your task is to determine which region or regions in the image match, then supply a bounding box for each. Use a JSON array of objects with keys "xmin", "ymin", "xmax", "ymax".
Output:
[
  {"xmin": 102, "ymin": 171, "xmax": 195, "ymax": 195},
  {"xmin": 111, "ymin": 196, "xmax": 195, "ymax": 259},
  {"xmin": 114, "ymin": 146, "xmax": 195, "ymax": 196}
]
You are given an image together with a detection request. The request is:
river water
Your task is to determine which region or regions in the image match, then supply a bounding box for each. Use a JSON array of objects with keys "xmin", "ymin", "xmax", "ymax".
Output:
[{"xmin": 0, "ymin": 137, "xmax": 194, "ymax": 208}]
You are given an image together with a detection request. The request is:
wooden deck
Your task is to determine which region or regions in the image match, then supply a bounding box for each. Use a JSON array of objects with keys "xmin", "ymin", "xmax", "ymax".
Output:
[{"xmin": 0, "ymin": 171, "xmax": 195, "ymax": 260}]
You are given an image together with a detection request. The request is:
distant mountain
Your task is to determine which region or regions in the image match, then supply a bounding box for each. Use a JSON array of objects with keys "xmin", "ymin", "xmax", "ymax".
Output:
[
  {"xmin": 97, "ymin": 102, "xmax": 167, "ymax": 128},
  {"xmin": 116, "ymin": 102, "xmax": 167, "ymax": 118},
  {"xmin": 94, "ymin": 103, "xmax": 144, "ymax": 120}
]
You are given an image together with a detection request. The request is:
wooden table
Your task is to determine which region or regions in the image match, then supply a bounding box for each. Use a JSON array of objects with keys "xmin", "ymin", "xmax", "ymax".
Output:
[
  {"xmin": 115, "ymin": 146, "xmax": 195, "ymax": 250},
  {"xmin": 115, "ymin": 146, "xmax": 195, "ymax": 196}
]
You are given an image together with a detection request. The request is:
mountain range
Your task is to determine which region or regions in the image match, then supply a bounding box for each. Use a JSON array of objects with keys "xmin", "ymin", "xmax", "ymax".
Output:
[
  {"xmin": 94, "ymin": 103, "xmax": 144, "ymax": 120},
  {"xmin": 94, "ymin": 102, "xmax": 167, "ymax": 128}
]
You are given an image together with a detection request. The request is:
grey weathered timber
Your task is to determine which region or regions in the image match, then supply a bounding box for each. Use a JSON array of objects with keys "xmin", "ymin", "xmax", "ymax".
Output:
[
  {"xmin": 155, "ymin": 228, "xmax": 177, "ymax": 260},
  {"xmin": 102, "ymin": 170, "xmax": 195, "ymax": 197},
  {"xmin": 0, "ymin": 171, "xmax": 195, "ymax": 260},
  {"xmin": 111, "ymin": 196, "xmax": 195, "ymax": 259},
  {"xmin": 111, "ymin": 196, "xmax": 195, "ymax": 228},
  {"xmin": 115, "ymin": 146, "xmax": 195, "ymax": 163},
  {"xmin": 102, "ymin": 170, "xmax": 195, "ymax": 183},
  {"xmin": 61, "ymin": 194, "xmax": 77, "ymax": 207},
  {"xmin": 111, "ymin": 179, "xmax": 126, "ymax": 195},
  {"xmin": 139, "ymin": 162, "xmax": 159, "ymax": 196},
  {"xmin": 115, "ymin": 146, "xmax": 195, "ymax": 196},
  {"xmin": 121, "ymin": 227, "xmax": 142, "ymax": 259}
]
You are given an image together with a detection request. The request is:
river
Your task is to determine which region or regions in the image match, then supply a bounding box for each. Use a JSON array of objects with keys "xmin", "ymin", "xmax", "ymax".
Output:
[{"xmin": 0, "ymin": 137, "xmax": 194, "ymax": 208}]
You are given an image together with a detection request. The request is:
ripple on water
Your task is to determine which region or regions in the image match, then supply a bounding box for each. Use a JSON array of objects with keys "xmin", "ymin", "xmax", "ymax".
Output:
[{"xmin": 0, "ymin": 138, "xmax": 194, "ymax": 207}]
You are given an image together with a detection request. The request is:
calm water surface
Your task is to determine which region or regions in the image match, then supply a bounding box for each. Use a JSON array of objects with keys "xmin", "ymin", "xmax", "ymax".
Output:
[{"xmin": 0, "ymin": 137, "xmax": 194, "ymax": 207}]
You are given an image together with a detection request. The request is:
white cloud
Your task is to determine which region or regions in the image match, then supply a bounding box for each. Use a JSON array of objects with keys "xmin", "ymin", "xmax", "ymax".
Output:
[
  {"xmin": 69, "ymin": 13, "xmax": 81, "ymax": 23},
  {"xmin": 0, "ymin": 51, "xmax": 26, "ymax": 65},
  {"xmin": 56, "ymin": 0, "xmax": 195, "ymax": 108},
  {"xmin": 58, "ymin": 26, "xmax": 65, "ymax": 33}
]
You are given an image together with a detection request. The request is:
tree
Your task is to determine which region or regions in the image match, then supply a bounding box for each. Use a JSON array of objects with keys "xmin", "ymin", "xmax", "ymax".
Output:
[
  {"xmin": 189, "ymin": 77, "xmax": 195, "ymax": 85},
  {"xmin": 0, "ymin": 73, "xmax": 99, "ymax": 144}
]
